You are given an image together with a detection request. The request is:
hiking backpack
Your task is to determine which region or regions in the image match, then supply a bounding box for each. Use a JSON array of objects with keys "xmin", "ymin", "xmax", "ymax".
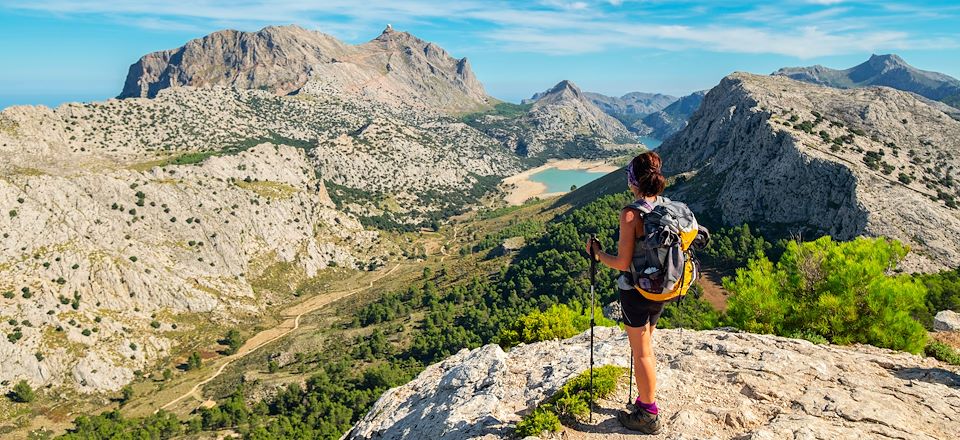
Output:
[{"xmin": 622, "ymin": 197, "xmax": 710, "ymax": 302}]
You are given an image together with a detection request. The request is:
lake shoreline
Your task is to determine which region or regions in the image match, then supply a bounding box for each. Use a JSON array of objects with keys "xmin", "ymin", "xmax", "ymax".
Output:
[{"xmin": 502, "ymin": 158, "xmax": 618, "ymax": 205}]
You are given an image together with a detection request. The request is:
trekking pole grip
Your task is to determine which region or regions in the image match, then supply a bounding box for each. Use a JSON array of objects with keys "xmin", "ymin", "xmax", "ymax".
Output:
[{"xmin": 588, "ymin": 234, "xmax": 597, "ymax": 279}]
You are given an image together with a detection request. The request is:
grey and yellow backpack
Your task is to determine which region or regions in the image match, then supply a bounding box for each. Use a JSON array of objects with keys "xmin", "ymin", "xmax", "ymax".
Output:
[{"xmin": 622, "ymin": 197, "xmax": 710, "ymax": 302}]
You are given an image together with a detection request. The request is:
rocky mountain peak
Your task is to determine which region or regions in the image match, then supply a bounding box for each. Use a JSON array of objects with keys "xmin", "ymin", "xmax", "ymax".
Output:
[
  {"xmin": 119, "ymin": 24, "xmax": 348, "ymax": 99},
  {"xmin": 370, "ymin": 24, "xmax": 424, "ymax": 46},
  {"xmin": 119, "ymin": 24, "xmax": 491, "ymax": 113},
  {"xmin": 523, "ymin": 80, "xmax": 584, "ymax": 105},
  {"xmin": 549, "ymin": 79, "xmax": 582, "ymax": 96},
  {"xmin": 866, "ymin": 53, "xmax": 908, "ymax": 69}
]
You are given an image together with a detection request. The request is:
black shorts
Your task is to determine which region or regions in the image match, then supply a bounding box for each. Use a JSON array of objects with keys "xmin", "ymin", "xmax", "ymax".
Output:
[{"xmin": 619, "ymin": 289, "xmax": 666, "ymax": 328}]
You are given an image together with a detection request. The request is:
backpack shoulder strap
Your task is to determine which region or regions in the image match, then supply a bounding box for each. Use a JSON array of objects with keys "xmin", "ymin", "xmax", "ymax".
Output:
[{"xmin": 624, "ymin": 199, "xmax": 654, "ymax": 215}]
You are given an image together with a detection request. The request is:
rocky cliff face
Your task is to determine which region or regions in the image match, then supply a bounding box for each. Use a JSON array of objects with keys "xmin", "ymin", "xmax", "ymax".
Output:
[
  {"xmin": 119, "ymin": 25, "xmax": 348, "ymax": 99},
  {"xmin": 659, "ymin": 73, "xmax": 960, "ymax": 271},
  {"xmin": 469, "ymin": 80, "xmax": 637, "ymax": 158},
  {"xmin": 774, "ymin": 54, "xmax": 960, "ymax": 112},
  {"xmin": 346, "ymin": 327, "xmax": 958, "ymax": 439},
  {"xmin": 120, "ymin": 25, "xmax": 491, "ymax": 114}
]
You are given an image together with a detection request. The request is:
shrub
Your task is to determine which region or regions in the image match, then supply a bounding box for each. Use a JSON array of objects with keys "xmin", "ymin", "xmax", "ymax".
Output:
[
  {"xmin": 186, "ymin": 351, "xmax": 202, "ymax": 370},
  {"xmin": 925, "ymin": 341, "xmax": 960, "ymax": 366},
  {"xmin": 724, "ymin": 237, "xmax": 928, "ymax": 353},
  {"xmin": 515, "ymin": 407, "xmax": 561, "ymax": 437},
  {"xmin": 120, "ymin": 385, "xmax": 134, "ymax": 405},
  {"xmin": 9, "ymin": 380, "xmax": 34, "ymax": 403},
  {"xmin": 498, "ymin": 303, "xmax": 614, "ymax": 348},
  {"xmin": 516, "ymin": 365, "xmax": 624, "ymax": 436},
  {"xmin": 221, "ymin": 329, "xmax": 244, "ymax": 355}
]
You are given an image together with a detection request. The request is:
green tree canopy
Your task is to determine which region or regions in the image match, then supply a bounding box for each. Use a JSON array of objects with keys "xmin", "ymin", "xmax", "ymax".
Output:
[{"xmin": 724, "ymin": 236, "xmax": 928, "ymax": 353}]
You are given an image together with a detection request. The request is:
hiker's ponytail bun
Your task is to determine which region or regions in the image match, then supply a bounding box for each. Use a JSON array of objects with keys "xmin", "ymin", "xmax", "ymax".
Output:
[{"xmin": 629, "ymin": 151, "xmax": 666, "ymax": 197}]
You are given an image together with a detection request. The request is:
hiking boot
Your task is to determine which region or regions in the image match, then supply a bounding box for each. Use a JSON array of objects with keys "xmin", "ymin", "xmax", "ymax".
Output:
[{"xmin": 618, "ymin": 408, "xmax": 662, "ymax": 434}]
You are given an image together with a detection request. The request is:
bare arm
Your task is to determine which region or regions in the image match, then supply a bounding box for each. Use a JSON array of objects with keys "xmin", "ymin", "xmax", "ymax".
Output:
[{"xmin": 586, "ymin": 208, "xmax": 639, "ymax": 272}]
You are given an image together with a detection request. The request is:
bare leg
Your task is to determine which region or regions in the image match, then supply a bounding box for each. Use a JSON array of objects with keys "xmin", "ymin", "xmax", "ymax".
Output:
[{"xmin": 625, "ymin": 323, "xmax": 656, "ymax": 403}]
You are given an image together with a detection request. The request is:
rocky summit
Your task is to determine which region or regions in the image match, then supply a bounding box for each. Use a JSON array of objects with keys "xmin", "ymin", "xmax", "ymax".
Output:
[
  {"xmin": 659, "ymin": 72, "xmax": 960, "ymax": 271},
  {"xmin": 346, "ymin": 327, "xmax": 959, "ymax": 439},
  {"xmin": 467, "ymin": 80, "xmax": 637, "ymax": 158},
  {"xmin": 121, "ymin": 24, "xmax": 490, "ymax": 114}
]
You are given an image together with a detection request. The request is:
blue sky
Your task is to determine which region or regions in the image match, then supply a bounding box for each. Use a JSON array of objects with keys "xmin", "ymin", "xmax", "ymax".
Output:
[{"xmin": 1, "ymin": 0, "xmax": 959, "ymax": 109}]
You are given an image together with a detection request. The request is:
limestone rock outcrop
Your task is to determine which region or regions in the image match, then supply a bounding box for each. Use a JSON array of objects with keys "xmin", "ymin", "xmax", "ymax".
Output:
[{"xmin": 346, "ymin": 328, "xmax": 958, "ymax": 439}]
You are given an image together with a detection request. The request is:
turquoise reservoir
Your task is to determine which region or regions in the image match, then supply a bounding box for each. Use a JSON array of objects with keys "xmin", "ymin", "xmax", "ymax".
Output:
[
  {"xmin": 638, "ymin": 136, "xmax": 662, "ymax": 149},
  {"xmin": 528, "ymin": 168, "xmax": 608, "ymax": 193}
]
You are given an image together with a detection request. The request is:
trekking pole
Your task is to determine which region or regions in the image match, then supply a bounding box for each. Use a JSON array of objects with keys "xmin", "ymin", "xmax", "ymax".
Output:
[
  {"xmin": 588, "ymin": 234, "xmax": 597, "ymax": 423},
  {"xmin": 628, "ymin": 350, "xmax": 633, "ymax": 405}
]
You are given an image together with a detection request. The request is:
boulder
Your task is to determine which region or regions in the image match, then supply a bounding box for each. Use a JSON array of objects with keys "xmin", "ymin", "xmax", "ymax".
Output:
[{"xmin": 934, "ymin": 310, "xmax": 960, "ymax": 332}]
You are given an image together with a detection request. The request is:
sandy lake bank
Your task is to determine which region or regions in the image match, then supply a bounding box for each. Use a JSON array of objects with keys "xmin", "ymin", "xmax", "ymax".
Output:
[{"xmin": 502, "ymin": 159, "xmax": 619, "ymax": 205}]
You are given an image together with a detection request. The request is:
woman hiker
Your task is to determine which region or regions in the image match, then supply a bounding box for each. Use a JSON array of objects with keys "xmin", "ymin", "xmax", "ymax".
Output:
[{"xmin": 585, "ymin": 151, "xmax": 667, "ymax": 434}]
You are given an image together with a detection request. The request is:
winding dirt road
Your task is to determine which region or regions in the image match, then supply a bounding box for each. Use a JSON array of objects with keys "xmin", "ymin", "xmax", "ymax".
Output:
[{"xmin": 159, "ymin": 263, "xmax": 401, "ymax": 411}]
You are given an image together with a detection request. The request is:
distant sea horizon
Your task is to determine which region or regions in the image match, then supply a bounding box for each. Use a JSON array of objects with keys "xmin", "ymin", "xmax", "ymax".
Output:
[{"xmin": 0, "ymin": 91, "xmax": 118, "ymax": 110}]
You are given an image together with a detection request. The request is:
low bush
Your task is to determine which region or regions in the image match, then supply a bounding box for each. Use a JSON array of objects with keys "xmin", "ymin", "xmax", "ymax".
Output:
[
  {"xmin": 925, "ymin": 341, "xmax": 960, "ymax": 366},
  {"xmin": 515, "ymin": 365, "xmax": 624, "ymax": 436}
]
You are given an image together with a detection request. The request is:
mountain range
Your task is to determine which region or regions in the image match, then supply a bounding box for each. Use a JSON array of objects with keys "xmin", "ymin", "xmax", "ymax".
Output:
[
  {"xmin": 0, "ymin": 25, "xmax": 632, "ymax": 396},
  {"xmin": 774, "ymin": 54, "xmax": 960, "ymax": 113}
]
